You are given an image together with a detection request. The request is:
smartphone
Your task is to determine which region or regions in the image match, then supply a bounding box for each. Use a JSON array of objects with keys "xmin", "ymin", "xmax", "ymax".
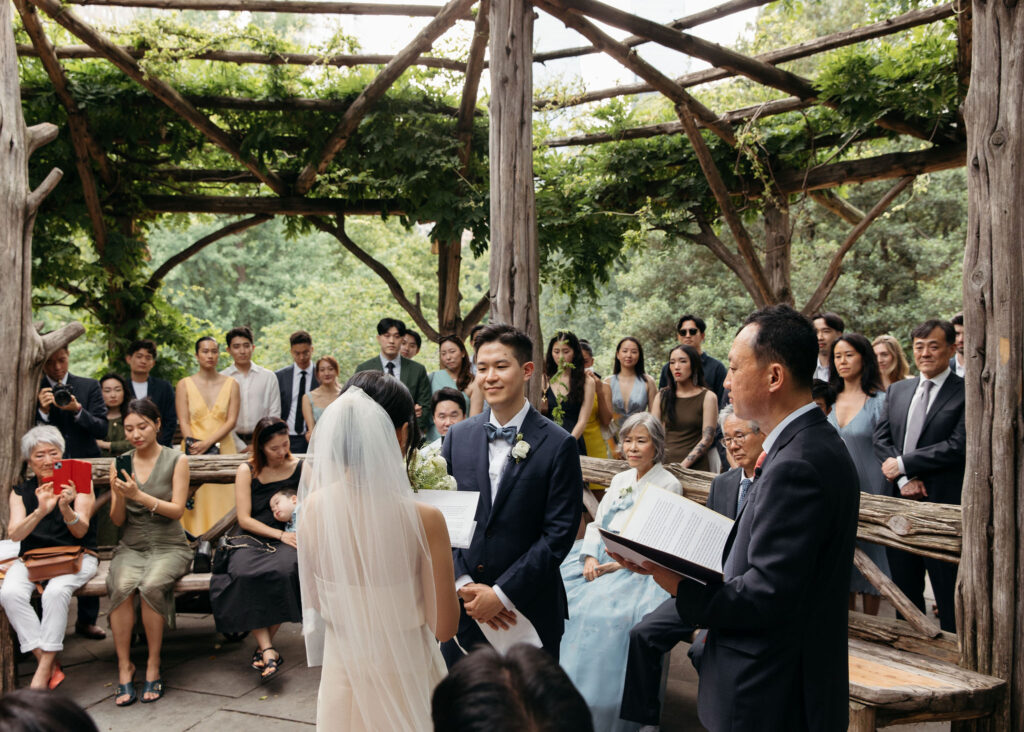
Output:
[
  {"xmin": 51, "ymin": 459, "xmax": 93, "ymax": 494},
  {"xmin": 115, "ymin": 453, "xmax": 134, "ymax": 482}
]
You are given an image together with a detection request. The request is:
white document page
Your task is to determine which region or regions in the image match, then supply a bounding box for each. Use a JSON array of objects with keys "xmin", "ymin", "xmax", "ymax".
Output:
[
  {"xmin": 414, "ymin": 490, "xmax": 480, "ymax": 549},
  {"xmin": 622, "ymin": 486, "xmax": 733, "ymax": 573},
  {"xmin": 476, "ymin": 602, "xmax": 543, "ymax": 653}
]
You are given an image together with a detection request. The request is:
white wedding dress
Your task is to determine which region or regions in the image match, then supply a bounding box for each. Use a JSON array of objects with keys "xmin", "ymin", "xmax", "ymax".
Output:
[{"xmin": 297, "ymin": 388, "xmax": 447, "ymax": 731}]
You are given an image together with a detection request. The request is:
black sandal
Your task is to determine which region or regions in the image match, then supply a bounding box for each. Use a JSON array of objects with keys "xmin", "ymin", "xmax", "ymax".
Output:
[
  {"xmin": 259, "ymin": 648, "xmax": 283, "ymax": 682},
  {"xmin": 251, "ymin": 648, "xmax": 266, "ymax": 670}
]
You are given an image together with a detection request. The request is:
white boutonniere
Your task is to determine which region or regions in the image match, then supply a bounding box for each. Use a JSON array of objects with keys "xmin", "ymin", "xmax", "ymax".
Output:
[{"xmin": 511, "ymin": 433, "xmax": 530, "ymax": 463}]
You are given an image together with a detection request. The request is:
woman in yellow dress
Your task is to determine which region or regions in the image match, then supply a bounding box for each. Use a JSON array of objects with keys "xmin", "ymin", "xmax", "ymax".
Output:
[{"xmin": 175, "ymin": 336, "xmax": 240, "ymax": 534}]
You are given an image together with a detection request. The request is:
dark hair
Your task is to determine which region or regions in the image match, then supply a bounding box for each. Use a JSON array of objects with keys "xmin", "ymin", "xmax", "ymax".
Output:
[
  {"xmin": 742, "ymin": 305, "xmax": 817, "ymax": 390},
  {"xmin": 431, "ymin": 644, "xmax": 594, "ymax": 732},
  {"xmin": 315, "ymin": 355, "xmax": 339, "ymax": 375},
  {"xmin": 126, "ymin": 339, "xmax": 157, "ymax": 358},
  {"xmin": 405, "ymin": 329, "xmax": 422, "ymax": 349},
  {"xmin": 950, "ymin": 312, "xmax": 964, "ymax": 327},
  {"xmin": 432, "ymin": 387, "xmax": 468, "ymax": 417},
  {"xmin": 289, "ymin": 330, "xmax": 313, "ymax": 347},
  {"xmin": 675, "ymin": 314, "xmax": 707, "ymax": 334},
  {"xmin": 377, "ymin": 318, "xmax": 407, "ymax": 337},
  {"xmin": 0, "ymin": 688, "xmax": 99, "ymax": 732},
  {"xmin": 272, "ymin": 487, "xmax": 297, "ymax": 499},
  {"xmin": 829, "ymin": 333, "xmax": 883, "ymax": 397},
  {"xmin": 469, "ymin": 324, "xmax": 486, "ymax": 338},
  {"xmin": 343, "ymin": 371, "xmax": 420, "ymax": 465},
  {"xmin": 658, "ymin": 344, "xmax": 706, "ymax": 428},
  {"xmin": 812, "ymin": 311, "xmax": 845, "ymax": 333},
  {"xmin": 123, "ymin": 399, "xmax": 163, "ymax": 435},
  {"xmin": 438, "ymin": 335, "xmax": 473, "ymax": 391},
  {"xmin": 578, "ymin": 340, "xmax": 594, "ymax": 357},
  {"xmin": 911, "ymin": 319, "xmax": 956, "ymax": 345},
  {"xmin": 252, "ymin": 417, "xmax": 290, "ymax": 473},
  {"xmin": 545, "ymin": 331, "xmax": 585, "ymax": 406},
  {"xmin": 195, "ymin": 335, "xmax": 217, "ymax": 353},
  {"xmin": 225, "ymin": 326, "xmax": 254, "ymax": 347},
  {"xmin": 473, "ymin": 323, "xmax": 533, "ymax": 367},
  {"xmin": 99, "ymin": 373, "xmax": 131, "ymax": 409},
  {"xmin": 612, "ymin": 337, "xmax": 647, "ymax": 378},
  {"xmin": 811, "ymin": 379, "xmax": 837, "ymax": 409}
]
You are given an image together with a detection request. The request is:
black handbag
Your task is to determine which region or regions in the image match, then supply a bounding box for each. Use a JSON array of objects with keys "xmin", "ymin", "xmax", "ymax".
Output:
[
  {"xmin": 192, "ymin": 540, "xmax": 212, "ymax": 573},
  {"xmin": 212, "ymin": 534, "xmax": 275, "ymax": 575}
]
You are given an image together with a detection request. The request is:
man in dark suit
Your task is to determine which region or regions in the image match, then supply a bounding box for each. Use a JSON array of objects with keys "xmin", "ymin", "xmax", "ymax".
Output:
[
  {"xmin": 275, "ymin": 330, "xmax": 319, "ymax": 454},
  {"xmin": 621, "ymin": 305, "xmax": 859, "ymax": 731},
  {"xmin": 620, "ymin": 405, "xmax": 765, "ymax": 727},
  {"xmin": 124, "ymin": 339, "xmax": 176, "ymax": 445},
  {"xmin": 36, "ymin": 346, "xmax": 108, "ymax": 640},
  {"xmin": 439, "ymin": 324, "xmax": 582, "ymax": 665},
  {"xmin": 658, "ymin": 314, "xmax": 728, "ymax": 406},
  {"xmin": 354, "ymin": 318, "xmax": 432, "ymax": 437},
  {"xmin": 874, "ymin": 319, "xmax": 964, "ymax": 633}
]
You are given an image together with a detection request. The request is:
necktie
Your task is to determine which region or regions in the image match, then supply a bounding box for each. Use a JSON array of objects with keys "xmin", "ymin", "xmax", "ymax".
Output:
[
  {"xmin": 903, "ymin": 380, "xmax": 933, "ymax": 452},
  {"xmin": 295, "ymin": 370, "xmax": 307, "ymax": 434},
  {"xmin": 386, "ymin": 362, "xmax": 396, "ymax": 377},
  {"xmin": 485, "ymin": 423, "xmax": 518, "ymax": 445},
  {"xmin": 737, "ymin": 477, "xmax": 752, "ymax": 514}
]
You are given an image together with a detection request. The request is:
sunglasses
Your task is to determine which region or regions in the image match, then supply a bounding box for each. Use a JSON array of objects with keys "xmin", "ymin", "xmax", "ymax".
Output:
[{"xmin": 678, "ymin": 328, "xmax": 700, "ymax": 336}]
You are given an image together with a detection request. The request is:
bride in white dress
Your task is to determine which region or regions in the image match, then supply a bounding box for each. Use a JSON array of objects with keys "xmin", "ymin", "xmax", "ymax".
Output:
[{"xmin": 297, "ymin": 375, "xmax": 459, "ymax": 731}]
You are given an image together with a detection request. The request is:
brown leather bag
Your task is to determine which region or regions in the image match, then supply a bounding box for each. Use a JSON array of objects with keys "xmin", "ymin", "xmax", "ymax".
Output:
[{"xmin": 22, "ymin": 546, "xmax": 96, "ymax": 585}]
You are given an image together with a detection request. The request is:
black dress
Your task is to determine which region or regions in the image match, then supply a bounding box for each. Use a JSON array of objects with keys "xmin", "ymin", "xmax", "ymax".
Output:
[
  {"xmin": 209, "ymin": 462, "xmax": 302, "ymax": 633},
  {"xmin": 544, "ymin": 386, "xmax": 587, "ymax": 455}
]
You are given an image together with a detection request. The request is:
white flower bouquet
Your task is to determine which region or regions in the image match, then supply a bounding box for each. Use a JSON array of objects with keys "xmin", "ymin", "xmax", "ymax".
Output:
[{"xmin": 410, "ymin": 446, "xmax": 457, "ymax": 492}]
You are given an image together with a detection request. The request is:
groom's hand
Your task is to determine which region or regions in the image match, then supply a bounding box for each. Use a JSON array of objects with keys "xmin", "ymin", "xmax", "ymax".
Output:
[{"xmin": 463, "ymin": 584, "xmax": 516, "ymax": 628}]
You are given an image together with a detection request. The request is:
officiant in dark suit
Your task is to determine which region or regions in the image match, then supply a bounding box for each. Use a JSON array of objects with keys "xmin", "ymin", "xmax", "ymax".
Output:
[
  {"xmin": 354, "ymin": 318, "xmax": 432, "ymax": 436},
  {"xmin": 620, "ymin": 306, "xmax": 859, "ymax": 731},
  {"xmin": 873, "ymin": 319, "xmax": 964, "ymax": 632},
  {"xmin": 439, "ymin": 324, "xmax": 582, "ymax": 665}
]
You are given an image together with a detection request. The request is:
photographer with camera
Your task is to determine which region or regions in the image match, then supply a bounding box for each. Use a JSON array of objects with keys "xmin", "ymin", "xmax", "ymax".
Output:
[{"xmin": 36, "ymin": 346, "xmax": 108, "ymax": 641}]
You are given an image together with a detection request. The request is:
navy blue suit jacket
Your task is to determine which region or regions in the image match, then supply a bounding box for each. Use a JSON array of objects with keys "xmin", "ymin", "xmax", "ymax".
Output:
[
  {"xmin": 674, "ymin": 407, "xmax": 859, "ymax": 731},
  {"xmin": 135, "ymin": 376, "xmax": 177, "ymax": 446},
  {"xmin": 441, "ymin": 405, "xmax": 583, "ymax": 652},
  {"xmin": 37, "ymin": 374, "xmax": 107, "ymax": 458}
]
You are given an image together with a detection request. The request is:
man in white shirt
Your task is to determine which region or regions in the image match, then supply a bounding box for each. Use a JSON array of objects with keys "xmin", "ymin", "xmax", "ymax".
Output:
[
  {"xmin": 275, "ymin": 330, "xmax": 318, "ymax": 454},
  {"xmin": 812, "ymin": 311, "xmax": 844, "ymax": 382},
  {"xmin": 124, "ymin": 339, "xmax": 177, "ymax": 446},
  {"xmin": 222, "ymin": 326, "xmax": 281, "ymax": 451}
]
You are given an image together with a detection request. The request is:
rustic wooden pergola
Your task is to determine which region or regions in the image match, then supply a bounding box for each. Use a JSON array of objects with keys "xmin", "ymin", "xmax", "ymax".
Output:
[{"xmin": 3, "ymin": 0, "xmax": 1022, "ymax": 726}]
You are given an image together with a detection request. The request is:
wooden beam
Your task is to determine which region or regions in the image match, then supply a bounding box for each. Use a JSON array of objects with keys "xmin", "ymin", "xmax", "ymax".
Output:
[
  {"xmin": 853, "ymin": 546, "xmax": 941, "ymax": 639},
  {"xmin": 809, "ymin": 190, "xmax": 865, "ymax": 225},
  {"xmin": 142, "ymin": 194, "xmax": 402, "ymax": 216},
  {"xmin": 188, "ymin": 95, "xmax": 461, "ymax": 115},
  {"xmin": 146, "ymin": 215, "xmax": 271, "ymax": 289},
  {"xmin": 64, "ymin": 0, "xmax": 474, "ymax": 17},
  {"xmin": 848, "ymin": 612, "xmax": 959, "ymax": 664},
  {"xmin": 295, "ymin": 0, "xmax": 477, "ymax": 194},
  {"xmin": 456, "ymin": 0, "xmax": 489, "ymax": 170},
  {"xmin": 533, "ymin": 0, "xmax": 772, "ymax": 64},
  {"xmin": 16, "ymin": 43, "xmax": 467, "ymax": 71},
  {"xmin": 534, "ymin": 3, "xmax": 955, "ymax": 110},
  {"xmin": 536, "ymin": 0, "xmax": 736, "ymax": 145},
  {"xmin": 25, "ymin": 0, "xmax": 287, "ymax": 195}
]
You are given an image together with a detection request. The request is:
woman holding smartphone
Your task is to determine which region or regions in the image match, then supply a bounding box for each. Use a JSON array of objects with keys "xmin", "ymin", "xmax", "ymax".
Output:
[{"xmin": 107, "ymin": 398, "xmax": 192, "ymax": 706}]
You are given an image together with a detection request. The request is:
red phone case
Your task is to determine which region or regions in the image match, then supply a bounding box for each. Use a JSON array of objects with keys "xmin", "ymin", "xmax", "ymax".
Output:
[{"xmin": 51, "ymin": 459, "xmax": 93, "ymax": 494}]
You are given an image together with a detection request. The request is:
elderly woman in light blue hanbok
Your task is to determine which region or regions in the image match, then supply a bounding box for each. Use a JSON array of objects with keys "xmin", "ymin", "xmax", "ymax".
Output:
[{"xmin": 559, "ymin": 413, "xmax": 681, "ymax": 732}]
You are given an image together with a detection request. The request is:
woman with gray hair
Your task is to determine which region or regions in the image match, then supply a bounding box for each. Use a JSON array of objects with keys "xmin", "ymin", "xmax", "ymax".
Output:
[
  {"xmin": 0, "ymin": 426, "xmax": 98, "ymax": 690},
  {"xmin": 558, "ymin": 412, "xmax": 683, "ymax": 731}
]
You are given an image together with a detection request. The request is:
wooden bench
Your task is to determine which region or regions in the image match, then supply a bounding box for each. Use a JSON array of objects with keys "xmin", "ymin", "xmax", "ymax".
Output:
[{"xmin": 70, "ymin": 560, "xmax": 211, "ymax": 597}]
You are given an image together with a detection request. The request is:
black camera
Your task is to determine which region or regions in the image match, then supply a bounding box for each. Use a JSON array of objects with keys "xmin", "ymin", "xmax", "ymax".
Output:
[{"xmin": 51, "ymin": 383, "xmax": 74, "ymax": 408}]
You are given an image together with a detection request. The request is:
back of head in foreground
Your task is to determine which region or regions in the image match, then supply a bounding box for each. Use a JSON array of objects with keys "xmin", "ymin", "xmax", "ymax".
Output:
[
  {"xmin": 0, "ymin": 689, "xmax": 98, "ymax": 732},
  {"xmin": 432, "ymin": 644, "xmax": 594, "ymax": 732}
]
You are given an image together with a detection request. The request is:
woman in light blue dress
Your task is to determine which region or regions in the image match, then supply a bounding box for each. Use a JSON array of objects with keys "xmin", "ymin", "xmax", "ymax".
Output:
[
  {"xmin": 826, "ymin": 333, "xmax": 890, "ymax": 615},
  {"xmin": 559, "ymin": 413, "xmax": 681, "ymax": 732},
  {"xmin": 426, "ymin": 335, "xmax": 481, "ymax": 443},
  {"xmin": 604, "ymin": 338, "xmax": 657, "ymax": 458},
  {"xmin": 300, "ymin": 356, "xmax": 342, "ymax": 442}
]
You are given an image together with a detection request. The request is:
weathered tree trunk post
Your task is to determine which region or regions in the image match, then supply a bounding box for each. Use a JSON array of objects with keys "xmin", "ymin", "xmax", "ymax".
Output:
[
  {"xmin": 488, "ymin": 0, "xmax": 543, "ymax": 403},
  {"xmin": 956, "ymin": 1, "xmax": 1024, "ymax": 729},
  {"xmin": 1, "ymin": 0, "xmax": 82, "ymax": 689}
]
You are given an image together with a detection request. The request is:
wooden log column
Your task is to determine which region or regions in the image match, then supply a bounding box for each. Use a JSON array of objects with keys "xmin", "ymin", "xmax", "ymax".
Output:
[
  {"xmin": 956, "ymin": 1, "xmax": 1024, "ymax": 729},
  {"xmin": 488, "ymin": 0, "xmax": 543, "ymax": 401}
]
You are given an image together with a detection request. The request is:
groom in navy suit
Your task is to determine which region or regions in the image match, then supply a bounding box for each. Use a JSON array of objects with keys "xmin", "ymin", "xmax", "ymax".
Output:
[{"xmin": 440, "ymin": 324, "xmax": 583, "ymax": 665}]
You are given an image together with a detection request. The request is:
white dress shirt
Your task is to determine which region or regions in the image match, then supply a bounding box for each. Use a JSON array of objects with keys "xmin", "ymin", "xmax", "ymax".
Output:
[
  {"xmin": 130, "ymin": 379, "xmax": 149, "ymax": 399},
  {"xmin": 813, "ymin": 359, "xmax": 831, "ymax": 383},
  {"xmin": 762, "ymin": 402, "xmax": 818, "ymax": 455},
  {"xmin": 896, "ymin": 367, "xmax": 952, "ymax": 483},
  {"xmin": 222, "ymin": 363, "xmax": 281, "ymax": 434},
  {"xmin": 286, "ymin": 364, "xmax": 314, "ymax": 435},
  {"xmin": 379, "ymin": 353, "xmax": 401, "ymax": 380},
  {"xmin": 455, "ymin": 398, "xmax": 532, "ymax": 611}
]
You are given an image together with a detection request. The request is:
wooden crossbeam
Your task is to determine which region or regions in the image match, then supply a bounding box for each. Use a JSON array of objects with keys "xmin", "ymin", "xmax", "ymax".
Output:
[
  {"xmin": 853, "ymin": 546, "xmax": 941, "ymax": 639},
  {"xmin": 16, "ymin": 43, "xmax": 467, "ymax": 71},
  {"xmin": 810, "ymin": 190, "xmax": 866, "ymax": 225},
  {"xmin": 64, "ymin": 0, "xmax": 474, "ymax": 17},
  {"xmin": 26, "ymin": 0, "xmax": 287, "ymax": 195},
  {"xmin": 142, "ymin": 194, "xmax": 402, "ymax": 216},
  {"xmin": 146, "ymin": 215, "xmax": 272, "ymax": 289},
  {"xmin": 294, "ymin": 0, "xmax": 477, "ymax": 194}
]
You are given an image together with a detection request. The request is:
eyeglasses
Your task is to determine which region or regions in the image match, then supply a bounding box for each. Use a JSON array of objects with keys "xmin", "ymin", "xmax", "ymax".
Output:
[
  {"xmin": 678, "ymin": 328, "xmax": 700, "ymax": 336},
  {"xmin": 722, "ymin": 431, "xmax": 755, "ymax": 447}
]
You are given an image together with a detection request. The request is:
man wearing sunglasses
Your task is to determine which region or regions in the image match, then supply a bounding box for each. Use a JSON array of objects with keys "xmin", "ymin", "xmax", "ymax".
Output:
[{"xmin": 658, "ymin": 314, "xmax": 728, "ymax": 407}]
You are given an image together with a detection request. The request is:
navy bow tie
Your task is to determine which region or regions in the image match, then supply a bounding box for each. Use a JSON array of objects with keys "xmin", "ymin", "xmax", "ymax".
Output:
[{"xmin": 485, "ymin": 423, "xmax": 518, "ymax": 445}]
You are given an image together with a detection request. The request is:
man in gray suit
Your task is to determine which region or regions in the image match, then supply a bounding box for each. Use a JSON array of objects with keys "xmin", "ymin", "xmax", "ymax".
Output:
[
  {"xmin": 353, "ymin": 318, "xmax": 432, "ymax": 437},
  {"xmin": 619, "ymin": 405, "xmax": 764, "ymax": 729}
]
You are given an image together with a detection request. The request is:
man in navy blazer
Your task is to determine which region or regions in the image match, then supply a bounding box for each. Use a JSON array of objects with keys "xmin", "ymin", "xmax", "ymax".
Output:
[
  {"xmin": 620, "ymin": 306, "xmax": 859, "ymax": 731},
  {"xmin": 440, "ymin": 324, "xmax": 582, "ymax": 665},
  {"xmin": 873, "ymin": 319, "xmax": 964, "ymax": 632},
  {"xmin": 124, "ymin": 339, "xmax": 177, "ymax": 446},
  {"xmin": 36, "ymin": 347, "xmax": 107, "ymax": 459}
]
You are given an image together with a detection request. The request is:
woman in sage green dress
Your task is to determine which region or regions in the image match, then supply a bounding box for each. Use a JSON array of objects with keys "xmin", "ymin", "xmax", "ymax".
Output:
[{"xmin": 107, "ymin": 398, "xmax": 193, "ymax": 706}]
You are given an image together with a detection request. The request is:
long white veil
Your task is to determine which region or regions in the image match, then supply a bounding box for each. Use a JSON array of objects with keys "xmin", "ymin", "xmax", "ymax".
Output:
[{"xmin": 297, "ymin": 387, "xmax": 441, "ymax": 729}]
